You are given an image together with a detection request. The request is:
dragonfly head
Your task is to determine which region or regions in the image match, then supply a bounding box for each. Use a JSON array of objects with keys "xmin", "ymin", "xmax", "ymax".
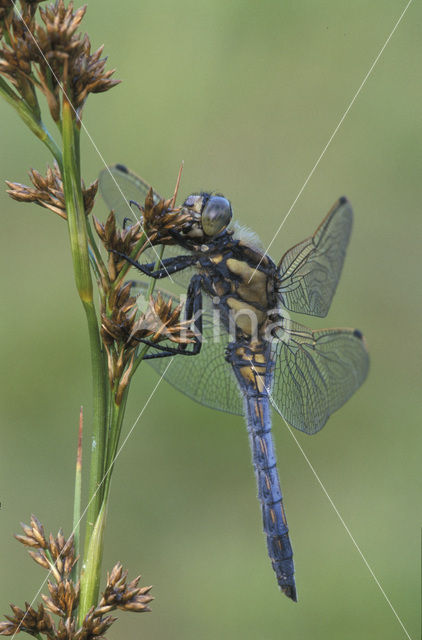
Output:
[{"xmin": 183, "ymin": 193, "xmax": 232, "ymax": 238}]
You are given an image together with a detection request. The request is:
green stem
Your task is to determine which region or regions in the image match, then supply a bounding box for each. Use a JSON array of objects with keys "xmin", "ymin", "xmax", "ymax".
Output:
[
  {"xmin": 78, "ymin": 501, "xmax": 107, "ymax": 624},
  {"xmin": 104, "ymin": 390, "xmax": 129, "ymax": 497},
  {"xmin": 82, "ymin": 301, "xmax": 107, "ymax": 539},
  {"xmin": 72, "ymin": 407, "xmax": 83, "ymax": 584},
  {"xmin": 61, "ymin": 100, "xmax": 108, "ymax": 605},
  {"xmin": 0, "ymin": 77, "xmax": 62, "ymax": 167},
  {"xmin": 86, "ymin": 220, "xmax": 108, "ymax": 281}
]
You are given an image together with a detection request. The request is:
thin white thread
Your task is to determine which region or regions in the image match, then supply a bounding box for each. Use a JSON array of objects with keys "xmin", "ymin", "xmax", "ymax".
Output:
[
  {"xmin": 10, "ymin": 0, "xmax": 175, "ymax": 282},
  {"xmin": 283, "ymin": 424, "xmax": 413, "ymax": 640},
  {"xmin": 248, "ymin": 0, "xmax": 414, "ymax": 282},
  {"xmin": 10, "ymin": 360, "xmax": 173, "ymax": 640},
  {"xmin": 6, "ymin": 2, "xmax": 414, "ymax": 637},
  {"xmin": 249, "ymin": 359, "xmax": 413, "ymax": 639}
]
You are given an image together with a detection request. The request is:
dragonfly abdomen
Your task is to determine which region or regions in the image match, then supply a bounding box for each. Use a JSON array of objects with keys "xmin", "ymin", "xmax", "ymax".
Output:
[
  {"xmin": 244, "ymin": 393, "xmax": 297, "ymax": 602},
  {"xmin": 227, "ymin": 342, "xmax": 297, "ymax": 602}
]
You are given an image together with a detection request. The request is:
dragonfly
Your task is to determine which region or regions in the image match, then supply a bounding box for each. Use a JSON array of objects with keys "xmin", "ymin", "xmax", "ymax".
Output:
[{"xmin": 99, "ymin": 164, "xmax": 369, "ymax": 602}]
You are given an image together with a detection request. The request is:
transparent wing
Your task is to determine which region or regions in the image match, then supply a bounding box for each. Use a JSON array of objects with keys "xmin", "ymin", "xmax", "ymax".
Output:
[
  {"xmin": 98, "ymin": 164, "xmax": 161, "ymax": 227},
  {"xmin": 278, "ymin": 197, "xmax": 353, "ymax": 317},
  {"xmin": 99, "ymin": 164, "xmax": 193, "ymax": 287},
  {"xmin": 132, "ymin": 282, "xmax": 243, "ymax": 415},
  {"xmin": 271, "ymin": 319, "xmax": 369, "ymax": 434},
  {"xmin": 143, "ymin": 245, "xmax": 197, "ymax": 289}
]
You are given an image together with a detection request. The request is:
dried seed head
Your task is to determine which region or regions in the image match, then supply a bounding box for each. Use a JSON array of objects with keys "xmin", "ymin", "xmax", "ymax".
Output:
[
  {"xmin": 0, "ymin": 8, "xmax": 39, "ymax": 109},
  {"xmin": 93, "ymin": 211, "xmax": 143, "ymax": 261},
  {"xmin": 0, "ymin": 602, "xmax": 54, "ymax": 638},
  {"xmin": 101, "ymin": 280, "xmax": 138, "ymax": 345},
  {"xmin": 15, "ymin": 514, "xmax": 47, "ymax": 549},
  {"xmin": 96, "ymin": 563, "xmax": 153, "ymax": 614},
  {"xmin": 131, "ymin": 292, "xmax": 194, "ymax": 347},
  {"xmin": 42, "ymin": 579, "xmax": 79, "ymax": 619},
  {"xmin": 74, "ymin": 607, "xmax": 116, "ymax": 640},
  {"xmin": 99, "ymin": 261, "xmax": 194, "ymax": 402},
  {"xmin": 0, "ymin": 1, "xmax": 119, "ymax": 121},
  {"xmin": 0, "ymin": 519, "xmax": 150, "ymax": 639},
  {"xmin": 94, "ymin": 191, "xmax": 194, "ymax": 267},
  {"xmin": 15, "ymin": 517, "xmax": 77, "ymax": 584},
  {"xmin": 55, "ymin": 616, "xmax": 75, "ymax": 640},
  {"xmin": 6, "ymin": 162, "xmax": 98, "ymax": 218},
  {"xmin": 34, "ymin": 1, "xmax": 119, "ymax": 119},
  {"xmin": 142, "ymin": 187, "xmax": 193, "ymax": 244},
  {"xmin": 100, "ymin": 286, "xmax": 194, "ymax": 393},
  {"xmin": 47, "ymin": 531, "xmax": 77, "ymax": 579}
]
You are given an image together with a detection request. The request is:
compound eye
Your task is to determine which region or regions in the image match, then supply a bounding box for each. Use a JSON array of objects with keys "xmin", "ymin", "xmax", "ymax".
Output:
[{"xmin": 202, "ymin": 196, "xmax": 232, "ymax": 236}]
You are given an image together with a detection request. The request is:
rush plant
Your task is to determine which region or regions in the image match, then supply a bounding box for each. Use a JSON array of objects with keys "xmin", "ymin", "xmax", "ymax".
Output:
[{"xmin": 0, "ymin": 2, "xmax": 191, "ymax": 637}]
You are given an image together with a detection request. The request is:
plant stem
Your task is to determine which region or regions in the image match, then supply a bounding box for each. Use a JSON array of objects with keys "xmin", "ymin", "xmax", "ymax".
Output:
[
  {"xmin": 61, "ymin": 100, "xmax": 108, "ymax": 603},
  {"xmin": 103, "ymin": 390, "xmax": 129, "ymax": 497},
  {"xmin": 72, "ymin": 407, "xmax": 83, "ymax": 585},
  {"xmin": 78, "ymin": 501, "xmax": 107, "ymax": 624},
  {"xmin": 87, "ymin": 222, "xmax": 108, "ymax": 281}
]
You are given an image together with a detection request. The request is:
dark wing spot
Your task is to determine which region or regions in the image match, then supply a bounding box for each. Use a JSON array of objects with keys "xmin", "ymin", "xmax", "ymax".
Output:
[
  {"xmin": 115, "ymin": 163, "xmax": 129, "ymax": 173},
  {"xmin": 353, "ymin": 329, "xmax": 363, "ymax": 339}
]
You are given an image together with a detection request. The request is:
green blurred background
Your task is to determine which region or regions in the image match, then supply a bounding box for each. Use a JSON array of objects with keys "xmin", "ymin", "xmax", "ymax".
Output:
[{"xmin": 0, "ymin": 1, "xmax": 420, "ymax": 638}]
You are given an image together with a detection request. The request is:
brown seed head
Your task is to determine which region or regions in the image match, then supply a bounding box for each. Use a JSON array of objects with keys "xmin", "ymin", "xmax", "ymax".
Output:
[
  {"xmin": 0, "ymin": 1, "xmax": 119, "ymax": 121},
  {"xmin": 55, "ymin": 616, "xmax": 75, "ymax": 640},
  {"xmin": 42, "ymin": 579, "xmax": 79, "ymax": 619},
  {"xmin": 15, "ymin": 514, "xmax": 47, "ymax": 549},
  {"xmin": 131, "ymin": 291, "xmax": 194, "ymax": 347},
  {"xmin": 96, "ymin": 562, "xmax": 153, "ymax": 614},
  {"xmin": 0, "ymin": 8, "xmax": 39, "ymax": 107},
  {"xmin": 93, "ymin": 211, "xmax": 143, "ymax": 260},
  {"xmin": 142, "ymin": 187, "xmax": 193, "ymax": 244},
  {"xmin": 6, "ymin": 162, "xmax": 98, "ymax": 218},
  {"xmin": 0, "ymin": 602, "xmax": 54, "ymax": 638},
  {"xmin": 34, "ymin": 1, "xmax": 119, "ymax": 118}
]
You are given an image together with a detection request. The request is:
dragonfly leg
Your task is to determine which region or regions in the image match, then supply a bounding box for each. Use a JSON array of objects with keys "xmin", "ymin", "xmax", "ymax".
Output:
[
  {"xmin": 112, "ymin": 250, "xmax": 199, "ymax": 279},
  {"xmin": 134, "ymin": 338, "xmax": 201, "ymax": 359},
  {"xmin": 136, "ymin": 274, "xmax": 204, "ymax": 360}
]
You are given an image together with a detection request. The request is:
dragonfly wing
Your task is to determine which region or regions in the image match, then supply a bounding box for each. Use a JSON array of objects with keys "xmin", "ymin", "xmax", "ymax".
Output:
[
  {"xmin": 98, "ymin": 164, "xmax": 161, "ymax": 227},
  {"xmin": 99, "ymin": 165, "xmax": 194, "ymax": 286},
  {"xmin": 278, "ymin": 197, "xmax": 353, "ymax": 317},
  {"xmin": 271, "ymin": 319, "xmax": 369, "ymax": 434},
  {"xmin": 132, "ymin": 282, "xmax": 243, "ymax": 415}
]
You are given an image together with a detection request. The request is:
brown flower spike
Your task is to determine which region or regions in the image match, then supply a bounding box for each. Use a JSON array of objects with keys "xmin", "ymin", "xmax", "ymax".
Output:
[
  {"xmin": 94, "ymin": 201, "xmax": 195, "ymax": 405},
  {"xmin": 6, "ymin": 163, "xmax": 98, "ymax": 218},
  {"xmin": 0, "ymin": 1, "xmax": 119, "ymax": 121},
  {"xmin": 142, "ymin": 186, "xmax": 193, "ymax": 244},
  {"xmin": 0, "ymin": 518, "xmax": 152, "ymax": 639},
  {"xmin": 97, "ymin": 563, "xmax": 153, "ymax": 614}
]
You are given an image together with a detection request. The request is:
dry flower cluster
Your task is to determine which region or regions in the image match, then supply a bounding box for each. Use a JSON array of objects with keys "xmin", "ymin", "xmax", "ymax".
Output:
[
  {"xmin": 94, "ymin": 207, "xmax": 194, "ymax": 404},
  {"xmin": 0, "ymin": 0, "xmax": 119, "ymax": 121},
  {"xmin": 0, "ymin": 0, "xmax": 194, "ymax": 630},
  {"xmin": 6, "ymin": 162, "xmax": 97, "ymax": 219},
  {"xmin": 0, "ymin": 516, "xmax": 152, "ymax": 639}
]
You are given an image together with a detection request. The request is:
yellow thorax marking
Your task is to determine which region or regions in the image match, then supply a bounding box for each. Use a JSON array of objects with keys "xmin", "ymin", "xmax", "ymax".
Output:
[
  {"xmin": 227, "ymin": 297, "xmax": 265, "ymax": 336},
  {"xmin": 226, "ymin": 258, "xmax": 268, "ymax": 305}
]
